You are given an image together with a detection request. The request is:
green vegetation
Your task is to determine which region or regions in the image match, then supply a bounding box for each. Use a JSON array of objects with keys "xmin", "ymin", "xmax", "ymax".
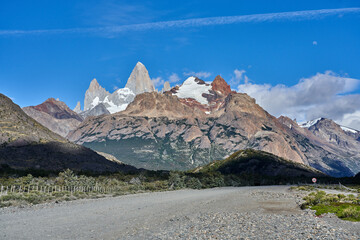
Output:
[
  {"xmin": 301, "ymin": 191, "xmax": 360, "ymax": 222},
  {"xmin": 1, "ymin": 149, "xmax": 359, "ymax": 208},
  {"xmin": 290, "ymin": 184, "xmax": 360, "ymax": 193},
  {"xmin": 0, "ymin": 169, "xmax": 170, "ymax": 208}
]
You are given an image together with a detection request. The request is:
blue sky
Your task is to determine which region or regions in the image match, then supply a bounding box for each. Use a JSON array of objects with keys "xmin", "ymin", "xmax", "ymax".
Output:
[{"xmin": 1, "ymin": 0, "xmax": 360, "ymax": 128}]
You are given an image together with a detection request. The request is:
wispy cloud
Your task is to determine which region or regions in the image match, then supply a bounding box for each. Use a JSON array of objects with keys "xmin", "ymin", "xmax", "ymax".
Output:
[
  {"xmin": 184, "ymin": 71, "xmax": 212, "ymax": 79},
  {"xmin": 152, "ymin": 73, "xmax": 181, "ymax": 88},
  {"xmin": 169, "ymin": 73, "xmax": 181, "ymax": 83},
  {"xmin": 151, "ymin": 77, "xmax": 165, "ymax": 87},
  {"xmin": 231, "ymin": 69, "xmax": 250, "ymax": 85},
  {"xmin": 1, "ymin": 8, "xmax": 359, "ymax": 36}
]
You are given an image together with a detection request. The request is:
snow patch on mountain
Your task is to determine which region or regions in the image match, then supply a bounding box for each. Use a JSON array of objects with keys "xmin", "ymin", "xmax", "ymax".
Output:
[
  {"xmin": 174, "ymin": 77, "xmax": 212, "ymax": 105},
  {"xmin": 340, "ymin": 126, "xmax": 358, "ymax": 134},
  {"xmin": 299, "ymin": 118, "xmax": 322, "ymax": 128},
  {"xmin": 91, "ymin": 97, "xmax": 100, "ymax": 108}
]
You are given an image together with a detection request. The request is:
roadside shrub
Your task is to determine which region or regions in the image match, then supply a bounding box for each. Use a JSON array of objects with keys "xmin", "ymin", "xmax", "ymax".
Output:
[
  {"xmin": 185, "ymin": 177, "xmax": 202, "ymax": 189},
  {"xmin": 0, "ymin": 193, "xmax": 22, "ymax": 202},
  {"xmin": 337, "ymin": 194, "xmax": 346, "ymax": 199},
  {"xmin": 200, "ymin": 173, "xmax": 225, "ymax": 188},
  {"xmin": 168, "ymin": 172, "xmax": 185, "ymax": 189},
  {"xmin": 144, "ymin": 181, "xmax": 168, "ymax": 191},
  {"xmin": 23, "ymin": 193, "xmax": 48, "ymax": 205},
  {"xmin": 301, "ymin": 191, "xmax": 327, "ymax": 208},
  {"xmin": 338, "ymin": 206, "xmax": 360, "ymax": 219}
]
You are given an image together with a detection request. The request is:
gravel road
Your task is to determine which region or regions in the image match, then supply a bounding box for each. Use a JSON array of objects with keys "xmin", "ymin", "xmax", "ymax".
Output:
[{"xmin": 1, "ymin": 186, "xmax": 359, "ymax": 239}]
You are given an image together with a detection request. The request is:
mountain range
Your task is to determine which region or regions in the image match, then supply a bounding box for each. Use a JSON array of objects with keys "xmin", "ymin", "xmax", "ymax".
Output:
[{"xmin": 19, "ymin": 62, "xmax": 360, "ymax": 177}]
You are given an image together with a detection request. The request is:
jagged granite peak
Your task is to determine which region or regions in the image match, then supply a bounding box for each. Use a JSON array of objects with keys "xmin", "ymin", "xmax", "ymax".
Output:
[
  {"xmin": 23, "ymin": 98, "xmax": 83, "ymax": 137},
  {"xmin": 125, "ymin": 62, "xmax": 155, "ymax": 95},
  {"xmin": 88, "ymin": 78, "xmax": 101, "ymax": 91},
  {"xmin": 162, "ymin": 81, "xmax": 171, "ymax": 92},
  {"xmin": 74, "ymin": 101, "xmax": 81, "ymax": 113},
  {"xmin": 84, "ymin": 78, "xmax": 110, "ymax": 111}
]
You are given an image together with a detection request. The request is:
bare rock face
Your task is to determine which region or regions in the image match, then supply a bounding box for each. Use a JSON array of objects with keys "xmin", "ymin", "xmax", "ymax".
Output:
[
  {"xmin": 0, "ymin": 93, "xmax": 135, "ymax": 173},
  {"xmin": 125, "ymin": 62, "xmax": 155, "ymax": 95},
  {"xmin": 121, "ymin": 92, "xmax": 205, "ymax": 119},
  {"xmin": 162, "ymin": 81, "xmax": 171, "ymax": 92},
  {"xmin": 278, "ymin": 116, "xmax": 360, "ymax": 177},
  {"xmin": 73, "ymin": 101, "xmax": 81, "ymax": 113},
  {"xmin": 84, "ymin": 79, "xmax": 110, "ymax": 111},
  {"xmin": 307, "ymin": 118, "xmax": 360, "ymax": 149},
  {"xmin": 23, "ymin": 98, "xmax": 83, "ymax": 137},
  {"xmin": 80, "ymin": 103, "xmax": 110, "ymax": 119},
  {"xmin": 211, "ymin": 75, "xmax": 232, "ymax": 96}
]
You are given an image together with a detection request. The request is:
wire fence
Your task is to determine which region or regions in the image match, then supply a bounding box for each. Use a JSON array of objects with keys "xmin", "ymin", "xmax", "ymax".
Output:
[{"xmin": 0, "ymin": 184, "xmax": 117, "ymax": 196}]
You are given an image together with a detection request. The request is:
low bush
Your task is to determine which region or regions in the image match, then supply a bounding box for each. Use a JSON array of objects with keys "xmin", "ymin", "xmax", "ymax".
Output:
[{"xmin": 301, "ymin": 191, "xmax": 360, "ymax": 221}]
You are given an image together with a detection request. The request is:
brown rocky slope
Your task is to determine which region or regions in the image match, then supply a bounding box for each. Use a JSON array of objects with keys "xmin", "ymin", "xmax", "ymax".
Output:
[
  {"xmin": 23, "ymin": 98, "xmax": 83, "ymax": 138},
  {"xmin": 0, "ymin": 93, "xmax": 136, "ymax": 173}
]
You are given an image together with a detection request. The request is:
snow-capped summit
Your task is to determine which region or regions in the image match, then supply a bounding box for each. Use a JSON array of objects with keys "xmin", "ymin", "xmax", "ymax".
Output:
[
  {"xmin": 125, "ymin": 62, "xmax": 155, "ymax": 95},
  {"xmin": 174, "ymin": 76, "xmax": 212, "ymax": 105},
  {"xmin": 80, "ymin": 62, "xmax": 155, "ymax": 117}
]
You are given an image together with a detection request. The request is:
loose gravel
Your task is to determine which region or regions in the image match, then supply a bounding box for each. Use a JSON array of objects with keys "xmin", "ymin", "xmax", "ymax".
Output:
[{"xmin": 0, "ymin": 186, "xmax": 359, "ymax": 239}]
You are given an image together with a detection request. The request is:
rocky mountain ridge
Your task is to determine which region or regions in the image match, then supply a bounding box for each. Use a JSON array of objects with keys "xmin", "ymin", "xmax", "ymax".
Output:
[{"xmin": 67, "ymin": 75, "xmax": 360, "ymax": 177}]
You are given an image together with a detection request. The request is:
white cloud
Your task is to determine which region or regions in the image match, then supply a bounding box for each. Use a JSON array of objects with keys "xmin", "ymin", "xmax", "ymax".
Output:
[
  {"xmin": 313, "ymin": 41, "xmax": 318, "ymax": 45},
  {"xmin": 341, "ymin": 110, "xmax": 360, "ymax": 130},
  {"xmin": 3, "ymin": 8, "xmax": 359, "ymax": 36},
  {"xmin": 234, "ymin": 69, "xmax": 246, "ymax": 80},
  {"xmin": 169, "ymin": 73, "xmax": 180, "ymax": 83},
  {"xmin": 183, "ymin": 71, "xmax": 212, "ymax": 79},
  {"xmin": 238, "ymin": 71, "xmax": 360, "ymax": 130},
  {"xmin": 151, "ymin": 77, "xmax": 164, "ymax": 87},
  {"xmin": 232, "ymin": 69, "xmax": 250, "ymax": 84}
]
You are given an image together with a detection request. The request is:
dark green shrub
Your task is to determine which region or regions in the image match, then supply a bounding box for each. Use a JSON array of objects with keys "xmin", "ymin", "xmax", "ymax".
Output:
[
  {"xmin": 168, "ymin": 172, "xmax": 185, "ymax": 189},
  {"xmin": 185, "ymin": 177, "xmax": 202, "ymax": 189}
]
